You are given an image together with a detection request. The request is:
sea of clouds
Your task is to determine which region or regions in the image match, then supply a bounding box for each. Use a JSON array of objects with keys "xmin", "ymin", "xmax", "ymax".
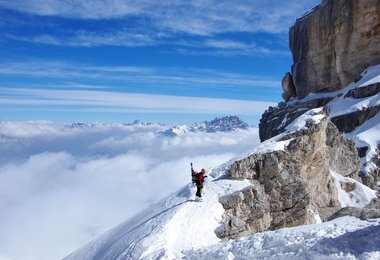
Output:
[{"xmin": 0, "ymin": 120, "xmax": 260, "ymax": 260}]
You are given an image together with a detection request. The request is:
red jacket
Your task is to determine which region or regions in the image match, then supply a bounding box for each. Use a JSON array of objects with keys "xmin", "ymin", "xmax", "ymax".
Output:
[{"xmin": 192, "ymin": 170, "xmax": 204, "ymax": 186}]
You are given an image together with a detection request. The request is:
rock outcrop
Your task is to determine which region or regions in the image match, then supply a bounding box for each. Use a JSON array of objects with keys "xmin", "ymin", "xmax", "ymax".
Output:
[
  {"xmin": 259, "ymin": 97, "xmax": 333, "ymax": 141},
  {"xmin": 330, "ymin": 105, "xmax": 380, "ymax": 133},
  {"xmin": 281, "ymin": 72, "xmax": 296, "ymax": 101},
  {"xmin": 261, "ymin": 82, "xmax": 380, "ymax": 142},
  {"xmin": 217, "ymin": 110, "xmax": 360, "ymax": 239},
  {"xmin": 328, "ymin": 198, "xmax": 380, "ymax": 220},
  {"xmin": 260, "ymin": 68, "xmax": 380, "ymax": 183},
  {"xmin": 284, "ymin": 0, "xmax": 380, "ymax": 100},
  {"xmin": 361, "ymin": 144, "xmax": 380, "ymax": 190}
]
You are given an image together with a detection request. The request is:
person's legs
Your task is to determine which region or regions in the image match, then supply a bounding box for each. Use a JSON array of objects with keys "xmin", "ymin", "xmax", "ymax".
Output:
[{"xmin": 196, "ymin": 186, "xmax": 201, "ymax": 197}]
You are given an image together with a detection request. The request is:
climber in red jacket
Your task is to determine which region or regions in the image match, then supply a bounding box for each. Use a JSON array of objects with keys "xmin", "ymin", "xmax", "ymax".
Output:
[{"xmin": 191, "ymin": 165, "xmax": 207, "ymax": 201}]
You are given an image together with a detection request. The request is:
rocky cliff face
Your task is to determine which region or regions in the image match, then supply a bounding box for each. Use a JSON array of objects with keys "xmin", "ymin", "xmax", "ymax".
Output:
[
  {"xmin": 217, "ymin": 109, "xmax": 360, "ymax": 239},
  {"xmin": 217, "ymin": 0, "xmax": 380, "ymax": 241},
  {"xmin": 283, "ymin": 0, "xmax": 380, "ymax": 100},
  {"xmin": 260, "ymin": 81, "xmax": 380, "ymax": 142},
  {"xmin": 261, "ymin": 0, "xmax": 380, "ymax": 185},
  {"xmin": 261, "ymin": 66, "xmax": 380, "ymax": 185}
]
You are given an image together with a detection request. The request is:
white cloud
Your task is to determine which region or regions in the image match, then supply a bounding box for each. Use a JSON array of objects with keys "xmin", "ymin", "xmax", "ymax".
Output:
[
  {"xmin": 0, "ymin": 0, "xmax": 321, "ymax": 53},
  {"xmin": 0, "ymin": 60, "xmax": 280, "ymax": 88},
  {"xmin": 0, "ymin": 87, "xmax": 275, "ymax": 116},
  {"xmin": 4, "ymin": 32, "xmax": 288, "ymax": 57},
  {"xmin": 0, "ymin": 0, "xmax": 139, "ymax": 19},
  {"xmin": 0, "ymin": 60, "xmax": 153, "ymax": 78},
  {"xmin": 0, "ymin": 0, "xmax": 320, "ymax": 34},
  {"xmin": 172, "ymin": 42, "xmax": 290, "ymax": 57},
  {"xmin": 0, "ymin": 121, "xmax": 260, "ymax": 259}
]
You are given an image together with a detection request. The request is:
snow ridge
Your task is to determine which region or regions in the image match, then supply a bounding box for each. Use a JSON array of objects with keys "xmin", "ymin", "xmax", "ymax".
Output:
[{"xmin": 65, "ymin": 176, "xmax": 251, "ymax": 260}]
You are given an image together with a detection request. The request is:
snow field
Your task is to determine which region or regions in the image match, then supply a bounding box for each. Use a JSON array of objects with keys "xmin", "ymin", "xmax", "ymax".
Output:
[
  {"xmin": 140, "ymin": 178, "xmax": 252, "ymax": 259},
  {"xmin": 185, "ymin": 216, "xmax": 380, "ymax": 260},
  {"xmin": 331, "ymin": 171, "xmax": 377, "ymax": 208},
  {"xmin": 65, "ymin": 176, "xmax": 251, "ymax": 260}
]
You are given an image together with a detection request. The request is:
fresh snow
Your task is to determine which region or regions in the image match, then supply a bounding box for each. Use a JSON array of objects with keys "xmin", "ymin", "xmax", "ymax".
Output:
[
  {"xmin": 65, "ymin": 176, "xmax": 252, "ymax": 260},
  {"xmin": 327, "ymin": 64, "xmax": 380, "ymax": 118},
  {"xmin": 252, "ymin": 139, "xmax": 292, "ymax": 154},
  {"xmin": 66, "ymin": 166, "xmax": 380, "ymax": 260},
  {"xmin": 359, "ymin": 64, "xmax": 380, "ymax": 87},
  {"xmin": 284, "ymin": 64, "xmax": 380, "ymax": 119},
  {"xmin": 331, "ymin": 171, "xmax": 377, "ymax": 208},
  {"xmin": 344, "ymin": 112, "xmax": 380, "ymax": 175},
  {"xmin": 244, "ymin": 108, "xmax": 325, "ymax": 157},
  {"xmin": 285, "ymin": 107, "xmax": 325, "ymax": 133},
  {"xmin": 186, "ymin": 216, "xmax": 380, "ymax": 260}
]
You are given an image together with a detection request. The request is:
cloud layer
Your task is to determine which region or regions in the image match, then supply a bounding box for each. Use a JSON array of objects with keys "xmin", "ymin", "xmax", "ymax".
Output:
[
  {"xmin": 0, "ymin": 60, "xmax": 280, "ymax": 88},
  {"xmin": 0, "ymin": 121, "xmax": 260, "ymax": 260}
]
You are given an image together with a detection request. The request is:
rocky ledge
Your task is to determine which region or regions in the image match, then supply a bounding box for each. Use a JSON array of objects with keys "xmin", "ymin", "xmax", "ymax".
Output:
[
  {"xmin": 260, "ymin": 65, "xmax": 380, "ymax": 188},
  {"xmin": 329, "ymin": 198, "xmax": 380, "ymax": 221},
  {"xmin": 217, "ymin": 109, "xmax": 362, "ymax": 239}
]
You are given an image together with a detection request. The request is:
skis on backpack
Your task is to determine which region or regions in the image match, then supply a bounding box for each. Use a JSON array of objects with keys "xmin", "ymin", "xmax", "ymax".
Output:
[{"xmin": 191, "ymin": 162, "xmax": 196, "ymax": 184}]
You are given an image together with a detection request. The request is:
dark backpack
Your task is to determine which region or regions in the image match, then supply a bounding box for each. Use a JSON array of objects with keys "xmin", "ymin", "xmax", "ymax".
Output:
[{"xmin": 192, "ymin": 171, "xmax": 198, "ymax": 183}]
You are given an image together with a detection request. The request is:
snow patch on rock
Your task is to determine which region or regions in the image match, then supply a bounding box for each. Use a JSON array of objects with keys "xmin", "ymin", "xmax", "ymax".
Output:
[{"xmin": 331, "ymin": 171, "xmax": 377, "ymax": 208}]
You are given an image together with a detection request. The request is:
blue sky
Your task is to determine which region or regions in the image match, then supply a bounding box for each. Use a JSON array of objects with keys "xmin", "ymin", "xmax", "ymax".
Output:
[{"xmin": 0, "ymin": 0, "xmax": 320, "ymax": 125}]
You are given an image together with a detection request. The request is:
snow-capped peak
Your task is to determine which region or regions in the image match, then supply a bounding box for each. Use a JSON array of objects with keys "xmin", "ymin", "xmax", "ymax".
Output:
[
  {"xmin": 193, "ymin": 115, "xmax": 249, "ymax": 132},
  {"xmin": 160, "ymin": 115, "xmax": 249, "ymax": 137}
]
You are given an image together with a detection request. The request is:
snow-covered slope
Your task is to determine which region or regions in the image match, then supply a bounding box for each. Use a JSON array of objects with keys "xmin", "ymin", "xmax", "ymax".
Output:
[
  {"xmin": 65, "ymin": 171, "xmax": 252, "ymax": 260},
  {"xmin": 322, "ymin": 64, "xmax": 380, "ymax": 176},
  {"xmin": 65, "ymin": 110, "xmax": 379, "ymax": 260},
  {"xmin": 65, "ymin": 167, "xmax": 379, "ymax": 260},
  {"xmin": 187, "ymin": 216, "xmax": 380, "ymax": 260}
]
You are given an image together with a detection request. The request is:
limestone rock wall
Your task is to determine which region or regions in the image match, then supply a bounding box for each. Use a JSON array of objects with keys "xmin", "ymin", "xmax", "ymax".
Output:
[
  {"xmin": 217, "ymin": 111, "xmax": 360, "ymax": 239},
  {"xmin": 260, "ymin": 79, "xmax": 380, "ymax": 182},
  {"xmin": 283, "ymin": 0, "xmax": 380, "ymax": 100}
]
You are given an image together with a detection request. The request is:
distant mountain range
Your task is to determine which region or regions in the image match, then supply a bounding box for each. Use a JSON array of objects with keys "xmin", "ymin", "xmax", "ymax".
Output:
[{"xmin": 160, "ymin": 115, "xmax": 250, "ymax": 137}]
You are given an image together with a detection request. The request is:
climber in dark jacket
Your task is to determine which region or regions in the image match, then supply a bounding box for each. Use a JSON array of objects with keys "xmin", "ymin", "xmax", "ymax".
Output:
[{"xmin": 192, "ymin": 168, "xmax": 207, "ymax": 200}]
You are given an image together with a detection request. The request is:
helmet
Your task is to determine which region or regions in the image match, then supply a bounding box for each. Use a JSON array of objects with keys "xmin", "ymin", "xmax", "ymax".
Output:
[{"xmin": 201, "ymin": 168, "xmax": 206, "ymax": 173}]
